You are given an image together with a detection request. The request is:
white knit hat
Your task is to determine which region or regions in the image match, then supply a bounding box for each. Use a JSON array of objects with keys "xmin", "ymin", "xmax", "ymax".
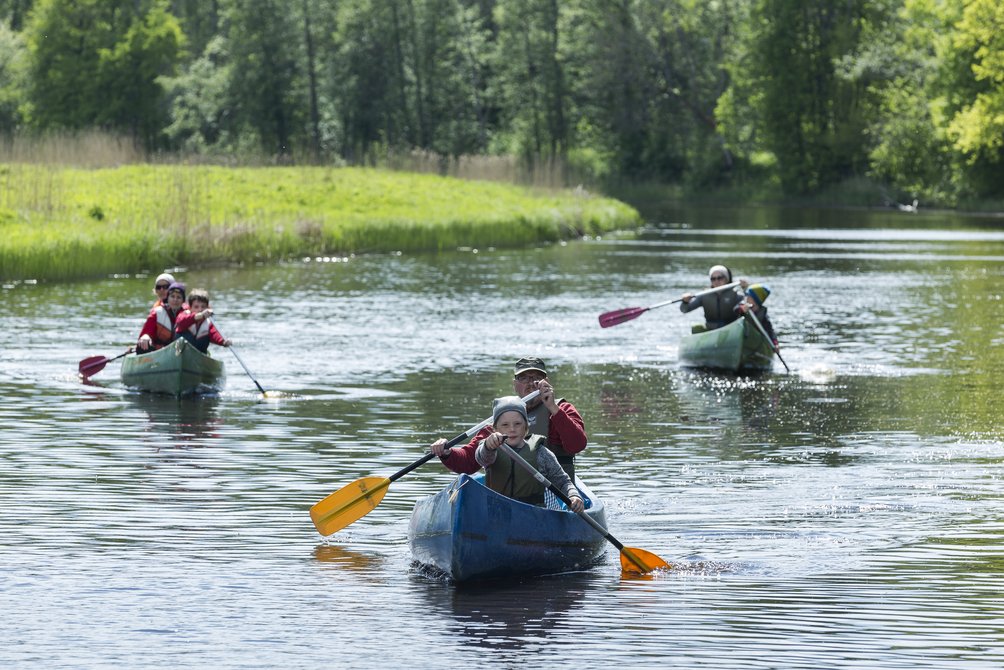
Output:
[
  {"xmin": 492, "ymin": 396, "xmax": 529, "ymax": 426},
  {"xmin": 154, "ymin": 272, "xmax": 175, "ymax": 287}
]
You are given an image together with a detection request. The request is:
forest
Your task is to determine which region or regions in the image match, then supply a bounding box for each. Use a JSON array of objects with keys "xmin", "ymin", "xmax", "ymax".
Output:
[{"xmin": 1, "ymin": 0, "xmax": 1003, "ymax": 208}]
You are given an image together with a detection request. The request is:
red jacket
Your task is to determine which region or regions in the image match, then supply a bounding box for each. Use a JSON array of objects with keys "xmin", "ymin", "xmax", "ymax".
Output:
[
  {"xmin": 440, "ymin": 400, "xmax": 586, "ymax": 474},
  {"xmin": 137, "ymin": 305, "xmax": 184, "ymax": 350},
  {"xmin": 174, "ymin": 310, "xmax": 227, "ymax": 347}
]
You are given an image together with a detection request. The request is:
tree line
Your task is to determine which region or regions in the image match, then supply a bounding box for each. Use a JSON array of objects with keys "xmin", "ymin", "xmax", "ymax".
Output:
[{"xmin": 1, "ymin": 0, "xmax": 1002, "ymax": 205}]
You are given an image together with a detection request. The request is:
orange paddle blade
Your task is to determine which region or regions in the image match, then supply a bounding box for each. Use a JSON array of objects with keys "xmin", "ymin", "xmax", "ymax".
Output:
[
  {"xmin": 309, "ymin": 476, "xmax": 391, "ymax": 536},
  {"xmin": 619, "ymin": 546, "xmax": 671, "ymax": 574}
]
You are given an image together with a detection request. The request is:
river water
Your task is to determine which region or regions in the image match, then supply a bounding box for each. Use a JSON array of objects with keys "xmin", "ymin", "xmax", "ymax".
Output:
[{"xmin": 2, "ymin": 205, "xmax": 1003, "ymax": 668}]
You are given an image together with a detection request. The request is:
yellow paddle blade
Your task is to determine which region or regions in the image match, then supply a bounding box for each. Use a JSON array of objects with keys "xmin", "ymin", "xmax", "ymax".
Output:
[
  {"xmin": 309, "ymin": 476, "xmax": 391, "ymax": 536},
  {"xmin": 619, "ymin": 546, "xmax": 672, "ymax": 575}
]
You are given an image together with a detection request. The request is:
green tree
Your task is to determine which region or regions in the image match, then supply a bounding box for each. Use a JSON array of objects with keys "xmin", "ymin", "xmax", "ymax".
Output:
[
  {"xmin": 944, "ymin": 0, "xmax": 1004, "ymax": 197},
  {"xmin": 0, "ymin": 0, "xmax": 33, "ymax": 30},
  {"xmin": 161, "ymin": 35, "xmax": 231, "ymax": 151},
  {"xmin": 24, "ymin": 0, "xmax": 183, "ymax": 147},
  {"xmin": 858, "ymin": 0, "xmax": 956, "ymax": 203},
  {"xmin": 492, "ymin": 0, "xmax": 569, "ymax": 162},
  {"xmin": 0, "ymin": 22, "xmax": 26, "ymax": 133},
  {"xmin": 330, "ymin": 0, "xmax": 493, "ymax": 161},
  {"xmin": 719, "ymin": 0, "xmax": 886, "ymax": 195},
  {"xmin": 223, "ymin": 0, "xmax": 304, "ymax": 157}
]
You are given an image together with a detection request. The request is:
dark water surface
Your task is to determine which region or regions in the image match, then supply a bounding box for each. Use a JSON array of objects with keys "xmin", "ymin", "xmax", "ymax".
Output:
[{"xmin": 2, "ymin": 205, "xmax": 1003, "ymax": 668}]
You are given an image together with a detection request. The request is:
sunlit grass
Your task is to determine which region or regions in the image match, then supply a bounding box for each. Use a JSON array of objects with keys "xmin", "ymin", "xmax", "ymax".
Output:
[{"xmin": 0, "ymin": 164, "xmax": 640, "ymax": 281}]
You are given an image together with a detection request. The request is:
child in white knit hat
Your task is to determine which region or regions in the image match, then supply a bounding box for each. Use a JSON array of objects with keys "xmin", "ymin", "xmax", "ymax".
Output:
[{"xmin": 475, "ymin": 396, "xmax": 584, "ymax": 513}]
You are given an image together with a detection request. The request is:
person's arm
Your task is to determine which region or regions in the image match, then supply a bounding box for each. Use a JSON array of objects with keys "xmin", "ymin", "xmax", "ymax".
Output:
[
  {"xmin": 535, "ymin": 447, "xmax": 583, "ymax": 512},
  {"xmin": 434, "ymin": 426, "xmax": 490, "ymax": 474},
  {"xmin": 207, "ymin": 322, "xmax": 229, "ymax": 347},
  {"xmin": 548, "ymin": 402, "xmax": 587, "ymax": 456},
  {"xmin": 137, "ymin": 312, "xmax": 158, "ymax": 349},
  {"xmin": 174, "ymin": 309, "xmax": 196, "ymax": 332},
  {"xmin": 679, "ymin": 294, "xmax": 702, "ymax": 313},
  {"xmin": 760, "ymin": 311, "xmax": 779, "ymax": 347},
  {"xmin": 475, "ymin": 435, "xmax": 500, "ymax": 468}
]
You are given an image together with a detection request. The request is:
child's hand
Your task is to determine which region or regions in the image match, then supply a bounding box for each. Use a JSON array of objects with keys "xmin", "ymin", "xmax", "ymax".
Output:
[
  {"xmin": 484, "ymin": 432, "xmax": 504, "ymax": 451},
  {"xmin": 568, "ymin": 495, "xmax": 584, "ymax": 513}
]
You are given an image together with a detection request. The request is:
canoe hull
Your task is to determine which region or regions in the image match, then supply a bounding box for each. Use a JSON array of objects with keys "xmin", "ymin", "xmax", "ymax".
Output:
[
  {"xmin": 121, "ymin": 338, "xmax": 225, "ymax": 395},
  {"xmin": 408, "ymin": 474, "xmax": 608, "ymax": 582},
  {"xmin": 678, "ymin": 315, "xmax": 774, "ymax": 372}
]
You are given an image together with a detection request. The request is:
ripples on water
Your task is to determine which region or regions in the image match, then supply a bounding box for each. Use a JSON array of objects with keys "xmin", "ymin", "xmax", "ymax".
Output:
[{"xmin": 2, "ymin": 208, "xmax": 1004, "ymax": 668}]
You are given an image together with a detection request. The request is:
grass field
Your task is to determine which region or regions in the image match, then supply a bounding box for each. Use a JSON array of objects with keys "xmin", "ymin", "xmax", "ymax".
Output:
[{"xmin": 0, "ymin": 164, "xmax": 640, "ymax": 282}]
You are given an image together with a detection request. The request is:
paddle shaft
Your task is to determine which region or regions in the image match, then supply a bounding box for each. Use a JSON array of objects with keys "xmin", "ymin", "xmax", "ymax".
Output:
[
  {"xmin": 599, "ymin": 280, "xmax": 741, "ymax": 328},
  {"xmin": 743, "ymin": 310, "xmax": 790, "ymax": 373},
  {"xmin": 79, "ymin": 348, "xmax": 132, "ymax": 377},
  {"xmin": 209, "ymin": 321, "xmax": 268, "ymax": 395},
  {"xmin": 392, "ymin": 417, "xmax": 493, "ymax": 480},
  {"xmin": 395, "ymin": 389, "xmax": 543, "ymax": 479},
  {"xmin": 316, "ymin": 417, "xmax": 494, "ymax": 525},
  {"xmin": 644, "ymin": 280, "xmax": 744, "ymax": 311},
  {"xmin": 309, "ymin": 390, "xmax": 542, "ymax": 534}
]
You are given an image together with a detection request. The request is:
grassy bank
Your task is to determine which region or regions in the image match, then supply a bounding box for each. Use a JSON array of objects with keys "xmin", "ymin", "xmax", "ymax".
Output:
[{"xmin": 0, "ymin": 164, "xmax": 640, "ymax": 282}]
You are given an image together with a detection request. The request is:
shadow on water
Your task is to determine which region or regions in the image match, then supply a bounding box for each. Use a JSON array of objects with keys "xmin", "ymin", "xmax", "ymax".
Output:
[
  {"xmin": 413, "ymin": 571, "xmax": 598, "ymax": 652},
  {"xmin": 127, "ymin": 393, "xmax": 224, "ymax": 444}
]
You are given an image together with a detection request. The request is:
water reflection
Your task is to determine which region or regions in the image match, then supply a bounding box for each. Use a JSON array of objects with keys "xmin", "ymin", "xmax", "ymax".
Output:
[
  {"xmin": 415, "ymin": 572, "xmax": 596, "ymax": 653},
  {"xmin": 128, "ymin": 394, "xmax": 224, "ymax": 445},
  {"xmin": 4, "ymin": 207, "xmax": 1004, "ymax": 667},
  {"xmin": 313, "ymin": 543, "xmax": 386, "ymax": 573}
]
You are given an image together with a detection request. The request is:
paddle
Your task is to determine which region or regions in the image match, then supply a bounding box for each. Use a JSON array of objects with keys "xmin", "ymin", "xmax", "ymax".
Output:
[
  {"xmin": 743, "ymin": 310, "xmax": 791, "ymax": 373},
  {"xmin": 495, "ymin": 440, "xmax": 671, "ymax": 575},
  {"xmin": 78, "ymin": 348, "xmax": 133, "ymax": 378},
  {"xmin": 210, "ymin": 321, "xmax": 268, "ymax": 396},
  {"xmin": 599, "ymin": 280, "xmax": 741, "ymax": 328},
  {"xmin": 309, "ymin": 390, "xmax": 542, "ymax": 536}
]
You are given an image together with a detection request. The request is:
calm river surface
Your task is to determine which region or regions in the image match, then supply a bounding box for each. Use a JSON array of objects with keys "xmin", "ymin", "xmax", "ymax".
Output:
[{"xmin": 2, "ymin": 205, "xmax": 1003, "ymax": 668}]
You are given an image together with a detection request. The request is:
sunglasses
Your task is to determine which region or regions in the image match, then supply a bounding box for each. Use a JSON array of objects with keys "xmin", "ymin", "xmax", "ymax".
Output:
[
  {"xmin": 155, "ymin": 284, "xmax": 170, "ymax": 290},
  {"xmin": 710, "ymin": 275, "xmax": 727, "ymax": 281}
]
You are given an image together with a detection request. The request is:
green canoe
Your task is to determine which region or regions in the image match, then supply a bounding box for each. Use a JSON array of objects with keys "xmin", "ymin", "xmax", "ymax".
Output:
[
  {"xmin": 678, "ymin": 314, "xmax": 775, "ymax": 372},
  {"xmin": 121, "ymin": 338, "xmax": 226, "ymax": 395}
]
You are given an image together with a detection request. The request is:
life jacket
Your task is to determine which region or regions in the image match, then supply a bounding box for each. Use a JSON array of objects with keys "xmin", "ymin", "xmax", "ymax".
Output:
[
  {"xmin": 151, "ymin": 305, "xmax": 181, "ymax": 348},
  {"xmin": 703, "ymin": 289, "xmax": 742, "ymax": 329},
  {"xmin": 180, "ymin": 314, "xmax": 213, "ymax": 353},
  {"xmin": 527, "ymin": 399, "xmax": 575, "ymax": 478},
  {"xmin": 485, "ymin": 434, "xmax": 548, "ymax": 505}
]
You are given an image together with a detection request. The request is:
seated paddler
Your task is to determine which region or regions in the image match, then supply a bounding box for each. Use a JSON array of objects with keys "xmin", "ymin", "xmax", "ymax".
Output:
[
  {"xmin": 475, "ymin": 396, "xmax": 584, "ymax": 513},
  {"xmin": 679, "ymin": 265, "xmax": 748, "ymax": 332}
]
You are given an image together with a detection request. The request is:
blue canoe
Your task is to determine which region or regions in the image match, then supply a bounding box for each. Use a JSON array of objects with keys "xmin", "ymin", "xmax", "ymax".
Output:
[{"xmin": 408, "ymin": 473, "xmax": 608, "ymax": 582}]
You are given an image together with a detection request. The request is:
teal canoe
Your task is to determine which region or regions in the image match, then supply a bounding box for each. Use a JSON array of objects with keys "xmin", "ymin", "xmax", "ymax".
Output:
[
  {"xmin": 409, "ymin": 473, "xmax": 608, "ymax": 582},
  {"xmin": 121, "ymin": 338, "xmax": 225, "ymax": 395},
  {"xmin": 678, "ymin": 314, "xmax": 775, "ymax": 372}
]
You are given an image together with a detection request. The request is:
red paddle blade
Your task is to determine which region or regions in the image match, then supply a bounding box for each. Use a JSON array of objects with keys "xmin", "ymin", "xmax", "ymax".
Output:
[
  {"xmin": 78, "ymin": 356, "xmax": 108, "ymax": 378},
  {"xmin": 598, "ymin": 306, "xmax": 649, "ymax": 328}
]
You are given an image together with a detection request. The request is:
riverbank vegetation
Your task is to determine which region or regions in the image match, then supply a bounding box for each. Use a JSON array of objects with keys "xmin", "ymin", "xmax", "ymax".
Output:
[
  {"xmin": 0, "ymin": 163, "xmax": 639, "ymax": 282},
  {"xmin": 2, "ymin": 1, "xmax": 1003, "ymax": 210}
]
